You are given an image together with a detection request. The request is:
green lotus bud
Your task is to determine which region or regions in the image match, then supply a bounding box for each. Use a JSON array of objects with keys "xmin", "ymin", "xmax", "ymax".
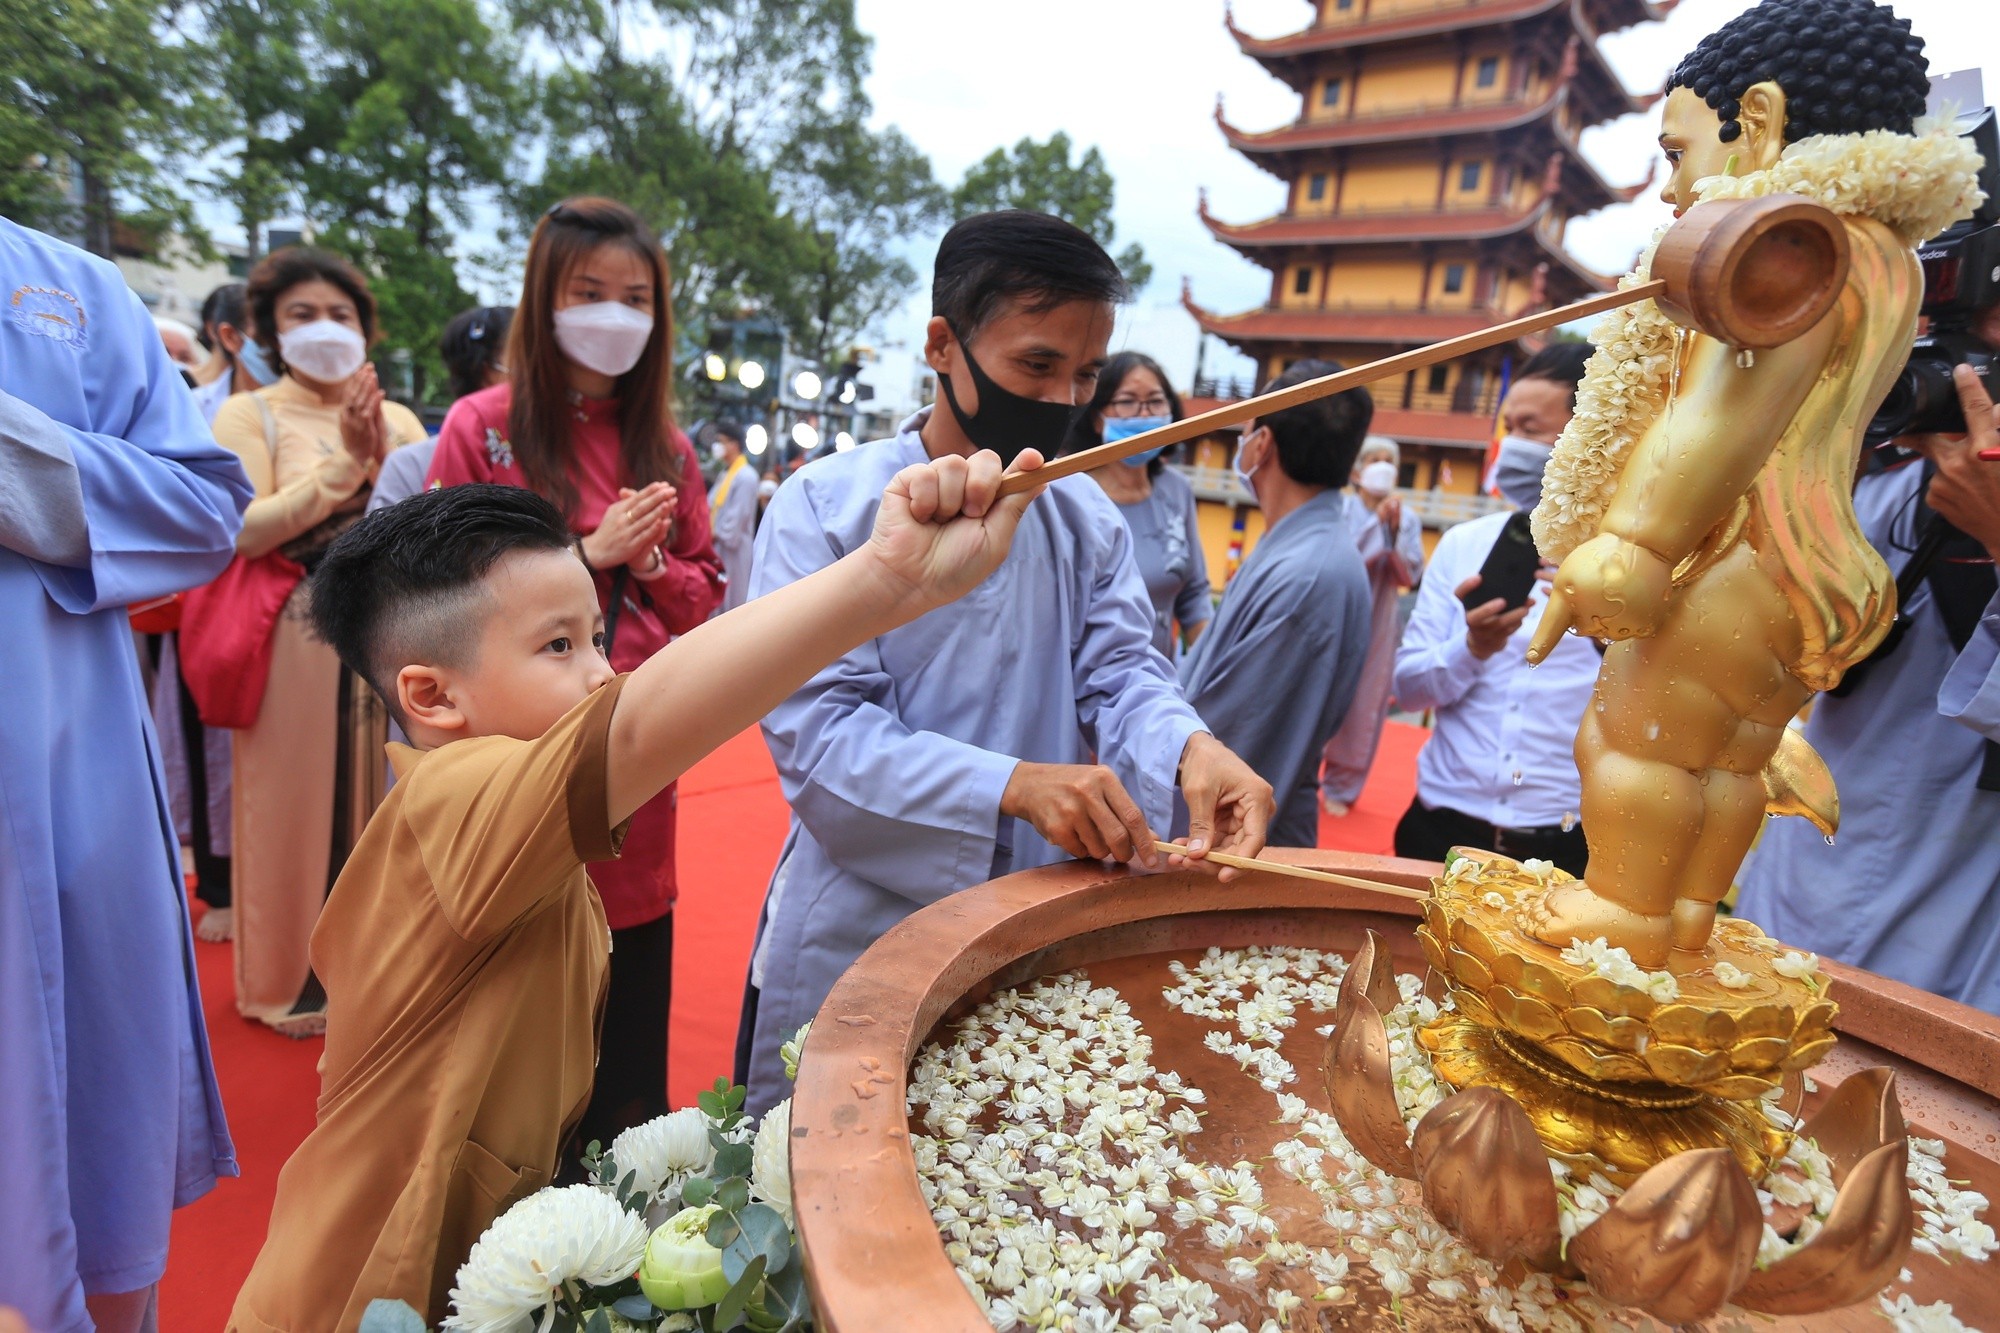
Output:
[{"xmin": 639, "ymin": 1205, "xmax": 731, "ymax": 1311}]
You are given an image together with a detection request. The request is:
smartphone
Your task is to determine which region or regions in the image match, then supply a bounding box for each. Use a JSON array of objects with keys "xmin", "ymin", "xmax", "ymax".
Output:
[{"xmin": 1459, "ymin": 511, "xmax": 1541, "ymax": 613}]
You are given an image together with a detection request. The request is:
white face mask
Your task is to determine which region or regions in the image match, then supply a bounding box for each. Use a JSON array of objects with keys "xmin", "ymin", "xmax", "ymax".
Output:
[
  {"xmin": 277, "ymin": 320, "xmax": 368, "ymax": 384},
  {"xmin": 553, "ymin": 302, "xmax": 655, "ymax": 378},
  {"xmin": 1494, "ymin": 434, "xmax": 1555, "ymax": 511},
  {"xmin": 1358, "ymin": 460, "xmax": 1399, "ymax": 496},
  {"xmin": 1233, "ymin": 426, "xmax": 1267, "ymax": 498}
]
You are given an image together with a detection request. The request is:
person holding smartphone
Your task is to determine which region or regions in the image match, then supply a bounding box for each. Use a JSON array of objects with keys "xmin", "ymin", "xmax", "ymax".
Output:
[{"xmin": 1389, "ymin": 344, "xmax": 1599, "ymax": 874}]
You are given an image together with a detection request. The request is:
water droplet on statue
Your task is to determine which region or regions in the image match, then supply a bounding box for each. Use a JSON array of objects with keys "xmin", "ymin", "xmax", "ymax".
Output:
[
  {"xmin": 1736, "ymin": 347, "xmax": 1757, "ymax": 370},
  {"xmin": 1824, "ymin": 834, "xmax": 1837, "ymax": 846},
  {"xmin": 1561, "ymin": 811, "xmax": 1578, "ymax": 832},
  {"xmin": 1595, "ymin": 699, "xmax": 1607, "ymax": 714},
  {"xmin": 1644, "ymin": 721, "xmax": 1661, "ymax": 740},
  {"xmin": 1511, "ymin": 769, "xmax": 1525, "ymax": 786}
]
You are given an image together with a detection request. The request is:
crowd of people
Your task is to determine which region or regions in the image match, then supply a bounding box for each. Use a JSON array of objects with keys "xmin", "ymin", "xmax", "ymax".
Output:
[{"xmin": 5, "ymin": 184, "xmax": 2000, "ymax": 1331}]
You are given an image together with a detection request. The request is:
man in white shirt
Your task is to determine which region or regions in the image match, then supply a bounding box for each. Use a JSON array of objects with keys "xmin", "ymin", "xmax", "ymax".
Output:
[{"xmin": 1391, "ymin": 344, "xmax": 1599, "ymax": 874}]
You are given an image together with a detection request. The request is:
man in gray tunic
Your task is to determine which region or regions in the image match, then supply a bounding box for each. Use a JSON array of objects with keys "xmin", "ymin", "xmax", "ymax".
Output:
[{"xmin": 1181, "ymin": 359, "xmax": 1373, "ymax": 848}]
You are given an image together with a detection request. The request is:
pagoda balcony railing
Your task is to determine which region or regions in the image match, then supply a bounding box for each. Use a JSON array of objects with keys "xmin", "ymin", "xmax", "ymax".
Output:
[
  {"xmin": 1271, "ymin": 0, "xmax": 1607, "ymax": 48},
  {"xmin": 1174, "ymin": 465, "xmax": 1510, "ymax": 530},
  {"xmin": 1191, "ymin": 376, "xmax": 1260, "ymax": 401},
  {"xmin": 1291, "ymin": 197, "xmax": 1525, "ymax": 218}
]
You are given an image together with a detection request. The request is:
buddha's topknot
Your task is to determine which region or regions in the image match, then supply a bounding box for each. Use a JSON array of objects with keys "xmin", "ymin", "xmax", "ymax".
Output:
[{"xmin": 1666, "ymin": 0, "xmax": 1930, "ymax": 144}]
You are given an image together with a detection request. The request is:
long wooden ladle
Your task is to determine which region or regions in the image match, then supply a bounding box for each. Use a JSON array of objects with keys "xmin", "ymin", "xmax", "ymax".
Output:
[
  {"xmin": 1151, "ymin": 840, "xmax": 1430, "ymax": 901},
  {"xmin": 998, "ymin": 195, "xmax": 1850, "ymax": 496}
]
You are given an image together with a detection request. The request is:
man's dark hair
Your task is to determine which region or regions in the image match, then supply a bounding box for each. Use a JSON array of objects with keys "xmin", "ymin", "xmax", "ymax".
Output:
[
  {"xmin": 439, "ymin": 305, "xmax": 513, "ymax": 404},
  {"xmin": 1516, "ymin": 341, "xmax": 1594, "ymax": 408},
  {"xmin": 713, "ymin": 417, "xmax": 746, "ymax": 445},
  {"xmin": 245, "ymin": 246, "xmax": 378, "ymax": 371},
  {"xmin": 1252, "ymin": 359, "xmax": 1374, "ymax": 489},
  {"xmin": 198, "ymin": 282, "xmax": 247, "ymax": 351},
  {"xmin": 933, "ymin": 210, "xmax": 1130, "ymax": 341},
  {"xmin": 309, "ymin": 484, "xmax": 577, "ymax": 722},
  {"xmin": 1666, "ymin": 0, "xmax": 1929, "ymax": 145}
]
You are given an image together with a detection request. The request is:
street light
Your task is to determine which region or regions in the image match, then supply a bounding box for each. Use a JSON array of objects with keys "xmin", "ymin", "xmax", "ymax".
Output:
[
  {"xmin": 835, "ymin": 431, "xmax": 857, "ymax": 452},
  {"xmin": 738, "ymin": 360, "xmax": 766, "ymax": 390},
  {"xmin": 792, "ymin": 422, "xmax": 820, "ymax": 451},
  {"xmin": 793, "ymin": 370, "xmax": 823, "ymax": 401},
  {"xmin": 744, "ymin": 423, "xmax": 769, "ymax": 456},
  {"xmin": 703, "ymin": 352, "xmax": 727, "ymax": 381}
]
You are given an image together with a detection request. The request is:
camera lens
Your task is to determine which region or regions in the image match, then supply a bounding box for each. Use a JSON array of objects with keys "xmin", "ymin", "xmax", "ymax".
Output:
[{"xmin": 1868, "ymin": 357, "xmax": 1963, "ymax": 440}]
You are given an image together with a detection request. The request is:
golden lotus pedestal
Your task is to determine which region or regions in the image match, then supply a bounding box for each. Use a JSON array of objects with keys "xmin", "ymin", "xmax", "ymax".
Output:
[{"xmin": 1414, "ymin": 850, "xmax": 1834, "ymax": 1184}]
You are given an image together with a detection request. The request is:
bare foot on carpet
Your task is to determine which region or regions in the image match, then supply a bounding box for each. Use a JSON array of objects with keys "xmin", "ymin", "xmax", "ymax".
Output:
[
  {"xmin": 195, "ymin": 906, "xmax": 234, "ymax": 943},
  {"xmin": 267, "ymin": 1010, "xmax": 326, "ymax": 1040}
]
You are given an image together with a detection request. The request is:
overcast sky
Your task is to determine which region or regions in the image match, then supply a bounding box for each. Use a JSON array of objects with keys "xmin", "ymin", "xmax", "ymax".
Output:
[{"xmin": 849, "ymin": 0, "xmax": 1997, "ymax": 411}]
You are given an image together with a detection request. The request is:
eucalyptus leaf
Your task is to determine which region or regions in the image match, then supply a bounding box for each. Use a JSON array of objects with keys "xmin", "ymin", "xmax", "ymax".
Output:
[
  {"xmin": 736, "ymin": 1203, "xmax": 791, "ymax": 1274},
  {"xmin": 585, "ymin": 1310, "xmax": 611, "ymax": 1333},
  {"xmin": 357, "ymin": 1300, "xmax": 428, "ymax": 1333},
  {"xmin": 707, "ymin": 1210, "xmax": 743, "ymax": 1250},
  {"xmin": 714, "ymin": 1254, "xmax": 767, "ymax": 1330},
  {"xmin": 713, "ymin": 1143, "xmax": 754, "ymax": 1180},
  {"xmin": 681, "ymin": 1176, "xmax": 717, "ymax": 1207},
  {"xmin": 610, "ymin": 1294, "xmax": 658, "ymax": 1320},
  {"xmin": 698, "ymin": 1089, "xmax": 726, "ymax": 1119},
  {"xmin": 716, "ymin": 1176, "xmax": 750, "ymax": 1212},
  {"xmin": 721, "ymin": 1233, "xmax": 755, "ymax": 1285}
]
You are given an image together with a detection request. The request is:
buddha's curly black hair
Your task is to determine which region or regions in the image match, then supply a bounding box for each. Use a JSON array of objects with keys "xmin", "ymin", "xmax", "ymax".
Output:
[{"xmin": 1666, "ymin": 0, "xmax": 1929, "ymax": 145}]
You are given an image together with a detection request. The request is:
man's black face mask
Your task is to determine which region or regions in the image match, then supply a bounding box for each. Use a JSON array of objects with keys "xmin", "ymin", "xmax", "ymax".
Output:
[{"xmin": 935, "ymin": 324, "xmax": 1085, "ymax": 466}]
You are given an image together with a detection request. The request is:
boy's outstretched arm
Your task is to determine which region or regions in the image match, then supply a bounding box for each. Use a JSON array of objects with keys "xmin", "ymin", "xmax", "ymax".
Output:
[{"xmin": 604, "ymin": 449, "xmax": 1045, "ymax": 826}]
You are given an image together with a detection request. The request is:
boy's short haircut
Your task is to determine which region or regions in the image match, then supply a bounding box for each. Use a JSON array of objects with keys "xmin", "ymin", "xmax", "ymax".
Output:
[
  {"xmin": 932, "ymin": 210, "xmax": 1130, "ymax": 341},
  {"xmin": 309, "ymin": 484, "xmax": 578, "ymax": 722},
  {"xmin": 1253, "ymin": 358, "xmax": 1375, "ymax": 490}
]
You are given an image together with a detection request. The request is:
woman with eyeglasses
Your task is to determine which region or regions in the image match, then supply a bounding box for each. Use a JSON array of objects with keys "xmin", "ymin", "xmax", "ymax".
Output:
[
  {"xmin": 427, "ymin": 197, "xmax": 722, "ymax": 1152},
  {"xmin": 1060, "ymin": 350, "xmax": 1211, "ymax": 657}
]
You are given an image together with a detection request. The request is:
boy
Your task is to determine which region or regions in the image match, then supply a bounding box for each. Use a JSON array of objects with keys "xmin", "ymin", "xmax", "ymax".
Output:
[{"xmin": 228, "ymin": 448, "xmax": 1046, "ymax": 1331}]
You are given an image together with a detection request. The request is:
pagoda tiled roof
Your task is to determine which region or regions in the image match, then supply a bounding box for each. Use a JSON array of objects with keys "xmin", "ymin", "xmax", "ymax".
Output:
[
  {"xmin": 1200, "ymin": 198, "xmax": 1549, "ymax": 250},
  {"xmin": 1226, "ymin": 0, "xmax": 1676, "ymax": 59},
  {"xmin": 1220, "ymin": 85, "xmax": 1561, "ymax": 156},
  {"xmin": 1226, "ymin": 0, "xmax": 1663, "ymax": 126},
  {"xmin": 1182, "ymin": 398, "xmax": 1500, "ymax": 449}
]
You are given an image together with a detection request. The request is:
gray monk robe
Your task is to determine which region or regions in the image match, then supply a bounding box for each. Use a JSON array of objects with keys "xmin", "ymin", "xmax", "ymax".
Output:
[{"xmin": 1180, "ymin": 489, "xmax": 1372, "ymax": 848}]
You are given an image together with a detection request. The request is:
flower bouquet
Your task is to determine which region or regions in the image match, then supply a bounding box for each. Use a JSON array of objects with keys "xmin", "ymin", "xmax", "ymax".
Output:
[{"xmin": 358, "ymin": 1029, "xmax": 814, "ymax": 1333}]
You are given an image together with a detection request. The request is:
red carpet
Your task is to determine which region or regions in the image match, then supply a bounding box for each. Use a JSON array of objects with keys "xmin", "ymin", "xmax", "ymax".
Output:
[{"xmin": 160, "ymin": 721, "xmax": 1426, "ymax": 1330}]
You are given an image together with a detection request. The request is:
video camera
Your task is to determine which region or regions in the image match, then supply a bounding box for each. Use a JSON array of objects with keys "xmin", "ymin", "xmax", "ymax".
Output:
[{"xmin": 1867, "ymin": 107, "xmax": 2000, "ymax": 442}]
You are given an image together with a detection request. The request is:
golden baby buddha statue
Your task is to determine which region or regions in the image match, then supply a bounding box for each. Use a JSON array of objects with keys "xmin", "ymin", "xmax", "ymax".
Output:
[
  {"xmin": 1339, "ymin": 1, "xmax": 1992, "ymax": 1316},
  {"xmin": 1513, "ymin": 2, "xmax": 1984, "ymax": 969}
]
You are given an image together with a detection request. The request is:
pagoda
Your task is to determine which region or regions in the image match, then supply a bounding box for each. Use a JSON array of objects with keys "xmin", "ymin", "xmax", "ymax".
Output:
[{"xmin": 1185, "ymin": 0, "xmax": 1674, "ymax": 503}]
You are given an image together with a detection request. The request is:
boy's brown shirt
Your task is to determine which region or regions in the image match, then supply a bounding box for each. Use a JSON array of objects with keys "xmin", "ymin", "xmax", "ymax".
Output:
[{"xmin": 228, "ymin": 679, "xmax": 627, "ymax": 1332}]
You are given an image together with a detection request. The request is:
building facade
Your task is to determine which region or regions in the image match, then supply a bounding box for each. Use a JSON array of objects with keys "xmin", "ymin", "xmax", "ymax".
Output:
[{"xmin": 1184, "ymin": 0, "xmax": 1673, "ymax": 515}]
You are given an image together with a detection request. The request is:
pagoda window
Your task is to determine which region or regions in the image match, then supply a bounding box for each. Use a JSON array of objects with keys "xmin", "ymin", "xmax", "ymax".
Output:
[
  {"xmin": 1293, "ymin": 266, "xmax": 1314, "ymax": 296},
  {"xmin": 1442, "ymin": 263, "xmax": 1467, "ymax": 295},
  {"xmin": 1427, "ymin": 364, "xmax": 1451, "ymax": 395},
  {"xmin": 1307, "ymin": 172, "xmax": 1328, "ymax": 203},
  {"xmin": 1321, "ymin": 78, "xmax": 1344, "ymax": 109},
  {"xmin": 1458, "ymin": 162, "xmax": 1482, "ymax": 193},
  {"xmin": 1475, "ymin": 56, "xmax": 1501, "ymax": 89}
]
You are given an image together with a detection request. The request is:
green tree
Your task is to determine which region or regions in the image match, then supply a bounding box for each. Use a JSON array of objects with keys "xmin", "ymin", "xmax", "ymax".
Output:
[
  {"xmin": 779, "ymin": 115, "xmax": 947, "ymax": 366},
  {"xmin": 296, "ymin": 0, "xmax": 530, "ymax": 398},
  {"xmin": 952, "ymin": 131, "xmax": 1152, "ymax": 290},
  {"xmin": 516, "ymin": 0, "xmax": 939, "ymax": 388},
  {"xmin": 191, "ymin": 0, "xmax": 322, "ymax": 262},
  {"xmin": 0, "ymin": 0, "xmax": 221, "ymax": 255}
]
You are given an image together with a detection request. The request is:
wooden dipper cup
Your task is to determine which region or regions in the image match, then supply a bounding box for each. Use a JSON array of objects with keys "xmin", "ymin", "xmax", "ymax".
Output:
[{"xmin": 999, "ymin": 194, "xmax": 1852, "ymax": 496}]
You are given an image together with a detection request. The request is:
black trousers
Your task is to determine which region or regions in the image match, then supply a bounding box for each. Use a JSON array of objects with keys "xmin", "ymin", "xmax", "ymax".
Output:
[
  {"xmin": 144, "ymin": 631, "xmax": 233, "ymax": 909},
  {"xmin": 562, "ymin": 911, "xmax": 674, "ymax": 1178},
  {"xmin": 1393, "ymin": 796, "xmax": 1589, "ymax": 879}
]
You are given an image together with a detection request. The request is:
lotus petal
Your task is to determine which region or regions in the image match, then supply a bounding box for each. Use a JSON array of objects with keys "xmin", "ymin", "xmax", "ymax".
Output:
[
  {"xmin": 1412, "ymin": 1088, "xmax": 1562, "ymax": 1268},
  {"xmin": 1568, "ymin": 1148, "xmax": 1762, "ymax": 1322},
  {"xmin": 1733, "ymin": 1136, "xmax": 1913, "ymax": 1314},
  {"xmin": 1326, "ymin": 984, "xmax": 1415, "ymax": 1179},
  {"xmin": 1801, "ymin": 1067, "xmax": 1905, "ymax": 1185}
]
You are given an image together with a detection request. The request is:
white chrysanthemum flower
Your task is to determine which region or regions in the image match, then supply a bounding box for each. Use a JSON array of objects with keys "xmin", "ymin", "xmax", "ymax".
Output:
[
  {"xmin": 444, "ymin": 1184, "xmax": 648, "ymax": 1333},
  {"xmin": 1879, "ymin": 1292, "xmax": 1975, "ymax": 1333},
  {"xmin": 752, "ymin": 1096, "xmax": 794, "ymax": 1227},
  {"xmin": 780, "ymin": 1022, "xmax": 812, "ymax": 1081},
  {"xmin": 605, "ymin": 1107, "xmax": 715, "ymax": 1203}
]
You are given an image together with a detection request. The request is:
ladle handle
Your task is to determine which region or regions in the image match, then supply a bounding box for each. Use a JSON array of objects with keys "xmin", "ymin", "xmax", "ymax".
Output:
[
  {"xmin": 1151, "ymin": 841, "xmax": 1430, "ymax": 900},
  {"xmin": 998, "ymin": 280, "xmax": 1667, "ymax": 497}
]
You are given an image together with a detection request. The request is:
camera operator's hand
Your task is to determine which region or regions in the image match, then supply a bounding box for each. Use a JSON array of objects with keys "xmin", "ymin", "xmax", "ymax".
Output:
[{"xmin": 1910, "ymin": 364, "xmax": 2000, "ymax": 563}]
